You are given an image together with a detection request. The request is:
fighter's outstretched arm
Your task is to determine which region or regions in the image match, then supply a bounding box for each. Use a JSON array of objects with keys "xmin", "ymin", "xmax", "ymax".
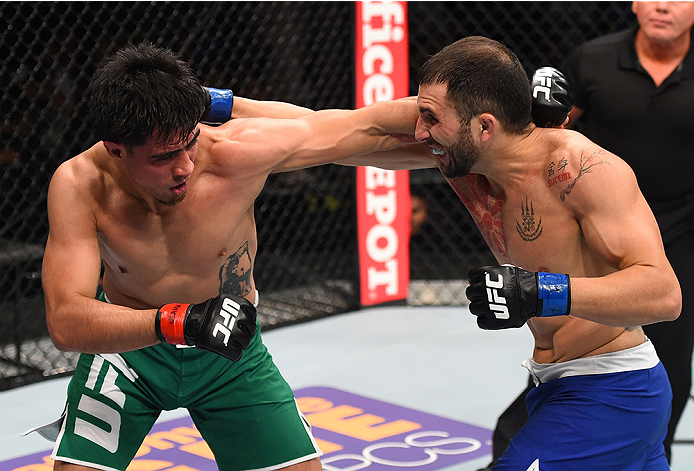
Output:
[
  {"xmin": 231, "ymin": 96, "xmax": 314, "ymax": 119},
  {"xmin": 335, "ymin": 140, "xmax": 436, "ymax": 170},
  {"xmin": 233, "ymin": 95, "xmax": 433, "ymax": 170},
  {"xmin": 217, "ymin": 97, "xmax": 429, "ymax": 174}
]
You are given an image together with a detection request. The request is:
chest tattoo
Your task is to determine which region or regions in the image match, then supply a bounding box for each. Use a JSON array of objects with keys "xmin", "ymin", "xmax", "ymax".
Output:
[
  {"xmin": 516, "ymin": 196, "xmax": 543, "ymax": 242},
  {"xmin": 450, "ymin": 174, "xmax": 507, "ymax": 257},
  {"xmin": 560, "ymin": 151, "xmax": 607, "ymax": 201},
  {"xmin": 219, "ymin": 241, "xmax": 253, "ymax": 296}
]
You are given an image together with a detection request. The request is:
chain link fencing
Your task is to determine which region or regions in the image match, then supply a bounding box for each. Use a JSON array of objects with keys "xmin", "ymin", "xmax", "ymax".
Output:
[{"xmin": 0, "ymin": 1, "xmax": 634, "ymax": 389}]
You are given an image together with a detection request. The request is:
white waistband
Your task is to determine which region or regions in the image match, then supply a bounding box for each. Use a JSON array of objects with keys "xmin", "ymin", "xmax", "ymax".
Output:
[{"xmin": 522, "ymin": 338, "xmax": 660, "ymax": 386}]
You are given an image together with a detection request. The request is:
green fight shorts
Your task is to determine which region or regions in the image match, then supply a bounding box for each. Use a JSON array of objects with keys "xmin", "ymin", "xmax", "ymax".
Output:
[{"xmin": 50, "ymin": 296, "xmax": 321, "ymax": 470}]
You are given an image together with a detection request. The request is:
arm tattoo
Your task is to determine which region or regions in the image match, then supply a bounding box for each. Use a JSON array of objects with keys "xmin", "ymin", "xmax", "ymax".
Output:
[
  {"xmin": 560, "ymin": 151, "xmax": 607, "ymax": 202},
  {"xmin": 219, "ymin": 241, "xmax": 253, "ymax": 296}
]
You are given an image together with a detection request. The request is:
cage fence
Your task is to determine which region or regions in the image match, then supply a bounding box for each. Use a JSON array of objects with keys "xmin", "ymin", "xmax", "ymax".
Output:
[{"xmin": 0, "ymin": 1, "xmax": 634, "ymax": 389}]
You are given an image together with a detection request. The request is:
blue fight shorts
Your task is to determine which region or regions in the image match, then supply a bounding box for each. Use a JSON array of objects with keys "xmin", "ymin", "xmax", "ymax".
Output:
[{"xmin": 495, "ymin": 339, "xmax": 671, "ymax": 471}]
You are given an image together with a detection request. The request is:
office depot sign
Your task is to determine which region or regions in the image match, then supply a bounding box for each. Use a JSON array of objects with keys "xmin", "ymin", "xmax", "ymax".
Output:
[{"xmin": 355, "ymin": 1, "xmax": 410, "ymax": 306}]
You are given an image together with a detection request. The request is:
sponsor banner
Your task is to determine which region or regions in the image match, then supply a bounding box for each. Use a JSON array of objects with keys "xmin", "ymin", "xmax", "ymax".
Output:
[
  {"xmin": 3, "ymin": 387, "xmax": 491, "ymax": 471},
  {"xmin": 299, "ymin": 387, "xmax": 492, "ymax": 470},
  {"xmin": 355, "ymin": 1, "xmax": 409, "ymax": 108},
  {"xmin": 355, "ymin": 1, "xmax": 411, "ymax": 306},
  {"xmin": 356, "ymin": 168, "xmax": 411, "ymax": 306}
]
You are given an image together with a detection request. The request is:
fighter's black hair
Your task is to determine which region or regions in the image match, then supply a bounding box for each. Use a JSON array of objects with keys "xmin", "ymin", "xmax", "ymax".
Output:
[
  {"xmin": 418, "ymin": 36, "xmax": 532, "ymax": 134},
  {"xmin": 87, "ymin": 43, "xmax": 206, "ymax": 147}
]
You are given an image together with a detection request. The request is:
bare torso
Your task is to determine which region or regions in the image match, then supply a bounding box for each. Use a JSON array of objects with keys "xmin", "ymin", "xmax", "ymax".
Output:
[
  {"xmin": 79, "ymin": 124, "xmax": 268, "ymax": 309},
  {"xmin": 447, "ymin": 130, "xmax": 645, "ymax": 363}
]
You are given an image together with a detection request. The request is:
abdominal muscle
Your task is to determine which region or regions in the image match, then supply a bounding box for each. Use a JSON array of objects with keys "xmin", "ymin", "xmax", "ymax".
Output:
[
  {"xmin": 529, "ymin": 316, "xmax": 646, "ymax": 363},
  {"xmin": 100, "ymin": 267, "xmax": 220, "ymax": 310}
]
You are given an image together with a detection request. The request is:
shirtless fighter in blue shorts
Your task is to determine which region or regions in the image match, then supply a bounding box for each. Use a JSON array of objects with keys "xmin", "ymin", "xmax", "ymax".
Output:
[{"xmin": 414, "ymin": 37, "xmax": 680, "ymax": 470}]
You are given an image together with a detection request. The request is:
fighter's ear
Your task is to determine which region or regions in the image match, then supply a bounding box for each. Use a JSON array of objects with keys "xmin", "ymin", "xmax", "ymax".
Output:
[
  {"xmin": 103, "ymin": 141, "xmax": 124, "ymax": 159},
  {"xmin": 477, "ymin": 113, "xmax": 497, "ymax": 143}
]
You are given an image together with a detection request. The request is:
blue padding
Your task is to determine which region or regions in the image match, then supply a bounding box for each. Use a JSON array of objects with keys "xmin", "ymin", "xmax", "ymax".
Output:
[
  {"xmin": 204, "ymin": 87, "xmax": 233, "ymax": 123},
  {"xmin": 537, "ymin": 272, "xmax": 570, "ymax": 316}
]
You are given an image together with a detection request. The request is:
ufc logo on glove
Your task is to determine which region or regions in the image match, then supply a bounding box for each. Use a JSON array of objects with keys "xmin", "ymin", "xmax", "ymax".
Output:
[
  {"xmin": 155, "ymin": 293, "xmax": 258, "ymax": 361},
  {"xmin": 212, "ymin": 297, "xmax": 241, "ymax": 346},
  {"xmin": 485, "ymin": 272, "xmax": 510, "ymax": 319},
  {"xmin": 532, "ymin": 69, "xmax": 554, "ymax": 101},
  {"xmin": 467, "ymin": 265, "xmax": 571, "ymax": 330}
]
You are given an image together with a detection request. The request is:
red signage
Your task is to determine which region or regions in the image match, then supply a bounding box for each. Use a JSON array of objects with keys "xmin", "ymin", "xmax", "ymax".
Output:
[{"xmin": 355, "ymin": 1, "xmax": 410, "ymax": 306}]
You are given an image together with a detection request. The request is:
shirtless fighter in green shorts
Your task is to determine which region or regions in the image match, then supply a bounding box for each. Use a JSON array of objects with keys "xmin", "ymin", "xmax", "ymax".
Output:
[{"xmin": 39, "ymin": 43, "xmax": 427, "ymax": 471}]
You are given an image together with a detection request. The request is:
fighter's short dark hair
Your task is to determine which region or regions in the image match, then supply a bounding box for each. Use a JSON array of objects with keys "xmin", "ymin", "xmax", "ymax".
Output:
[
  {"xmin": 418, "ymin": 36, "xmax": 532, "ymax": 134},
  {"xmin": 88, "ymin": 43, "xmax": 206, "ymax": 147}
]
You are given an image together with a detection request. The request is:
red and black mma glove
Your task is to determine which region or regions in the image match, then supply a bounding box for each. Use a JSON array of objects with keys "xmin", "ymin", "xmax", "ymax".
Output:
[
  {"xmin": 466, "ymin": 265, "xmax": 571, "ymax": 330},
  {"xmin": 155, "ymin": 294, "xmax": 258, "ymax": 361},
  {"xmin": 531, "ymin": 67, "xmax": 573, "ymax": 128},
  {"xmin": 200, "ymin": 87, "xmax": 234, "ymax": 124}
]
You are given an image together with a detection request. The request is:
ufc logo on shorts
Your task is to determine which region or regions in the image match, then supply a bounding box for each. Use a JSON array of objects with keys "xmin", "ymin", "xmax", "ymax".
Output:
[
  {"xmin": 485, "ymin": 272, "xmax": 510, "ymax": 319},
  {"xmin": 212, "ymin": 298, "xmax": 240, "ymax": 346}
]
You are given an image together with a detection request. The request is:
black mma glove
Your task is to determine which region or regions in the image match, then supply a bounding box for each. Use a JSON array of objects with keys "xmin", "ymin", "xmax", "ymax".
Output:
[
  {"xmin": 201, "ymin": 87, "xmax": 234, "ymax": 124},
  {"xmin": 155, "ymin": 294, "xmax": 257, "ymax": 361},
  {"xmin": 531, "ymin": 67, "xmax": 573, "ymax": 128},
  {"xmin": 466, "ymin": 265, "xmax": 571, "ymax": 330}
]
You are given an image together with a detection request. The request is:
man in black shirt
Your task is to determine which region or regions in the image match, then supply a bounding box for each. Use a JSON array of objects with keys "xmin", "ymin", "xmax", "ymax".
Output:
[{"xmin": 563, "ymin": 2, "xmax": 694, "ymax": 462}]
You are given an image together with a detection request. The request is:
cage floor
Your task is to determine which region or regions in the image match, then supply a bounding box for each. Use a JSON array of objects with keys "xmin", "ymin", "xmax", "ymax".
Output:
[{"xmin": 1, "ymin": 306, "xmax": 693, "ymax": 471}]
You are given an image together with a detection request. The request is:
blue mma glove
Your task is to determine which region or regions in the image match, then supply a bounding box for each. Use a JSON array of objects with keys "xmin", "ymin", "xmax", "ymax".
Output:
[
  {"xmin": 201, "ymin": 87, "xmax": 234, "ymax": 124},
  {"xmin": 466, "ymin": 265, "xmax": 571, "ymax": 330}
]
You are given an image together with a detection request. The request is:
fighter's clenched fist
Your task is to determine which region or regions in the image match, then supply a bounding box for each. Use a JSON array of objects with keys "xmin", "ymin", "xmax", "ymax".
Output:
[
  {"xmin": 466, "ymin": 265, "xmax": 571, "ymax": 330},
  {"xmin": 156, "ymin": 294, "xmax": 257, "ymax": 361}
]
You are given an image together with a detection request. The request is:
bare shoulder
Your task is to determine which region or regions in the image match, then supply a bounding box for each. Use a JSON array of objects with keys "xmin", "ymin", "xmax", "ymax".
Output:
[
  {"xmin": 559, "ymin": 130, "xmax": 630, "ymax": 170},
  {"xmin": 546, "ymin": 130, "xmax": 637, "ymax": 209},
  {"xmin": 49, "ymin": 143, "xmax": 110, "ymax": 202}
]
